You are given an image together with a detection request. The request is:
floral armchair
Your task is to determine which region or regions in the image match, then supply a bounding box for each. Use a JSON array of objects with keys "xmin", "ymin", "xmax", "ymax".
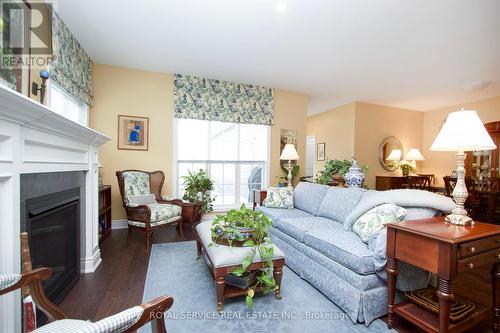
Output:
[{"xmin": 116, "ymin": 170, "xmax": 183, "ymax": 250}]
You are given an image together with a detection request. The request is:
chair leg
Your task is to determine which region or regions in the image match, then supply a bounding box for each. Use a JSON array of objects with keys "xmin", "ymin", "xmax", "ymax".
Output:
[
  {"xmin": 127, "ymin": 226, "xmax": 132, "ymax": 242},
  {"xmin": 146, "ymin": 230, "xmax": 152, "ymax": 251},
  {"xmin": 178, "ymin": 221, "xmax": 184, "ymax": 240}
]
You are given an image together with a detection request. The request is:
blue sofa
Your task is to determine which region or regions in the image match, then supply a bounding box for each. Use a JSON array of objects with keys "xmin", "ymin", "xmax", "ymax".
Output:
[{"xmin": 256, "ymin": 182, "xmax": 452, "ymax": 325}]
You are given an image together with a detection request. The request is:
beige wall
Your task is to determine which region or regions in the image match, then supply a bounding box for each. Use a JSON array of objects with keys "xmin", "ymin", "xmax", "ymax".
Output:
[
  {"xmin": 354, "ymin": 102, "xmax": 424, "ymax": 188},
  {"xmin": 306, "ymin": 102, "xmax": 424, "ymax": 188},
  {"xmin": 422, "ymin": 96, "xmax": 500, "ymax": 186},
  {"xmin": 271, "ymin": 90, "xmax": 309, "ymax": 185},
  {"xmin": 90, "ymin": 64, "xmax": 174, "ymax": 220},
  {"xmin": 306, "ymin": 103, "xmax": 356, "ymax": 173},
  {"xmin": 90, "ymin": 64, "xmax": 308, "ymax": 219}
]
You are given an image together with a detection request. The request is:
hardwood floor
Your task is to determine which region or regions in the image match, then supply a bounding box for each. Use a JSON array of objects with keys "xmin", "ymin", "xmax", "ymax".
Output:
[
  {"xmin": 60, "ymin": 223, "xmax": 197, "ymax": 320},
  {"xmin": 61, "ymin": 223, "xmax": 492, "ymax": 332}
]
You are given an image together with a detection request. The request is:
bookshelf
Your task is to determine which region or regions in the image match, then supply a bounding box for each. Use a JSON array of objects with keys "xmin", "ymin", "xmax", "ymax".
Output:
[{"xmin": 98, "ymin": 185, "xmax": 112, "ymax": 244}]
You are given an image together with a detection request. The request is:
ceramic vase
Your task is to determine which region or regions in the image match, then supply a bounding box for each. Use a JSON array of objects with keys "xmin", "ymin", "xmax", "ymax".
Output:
[{"xmin": 344, "ymin": 159, "xmax": 365, "ymax": 188}]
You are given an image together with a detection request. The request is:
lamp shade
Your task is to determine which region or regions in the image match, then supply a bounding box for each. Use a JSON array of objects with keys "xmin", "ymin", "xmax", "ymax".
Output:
[
  {"xmin": 280, "ymin": 144, "xmax": 299, "ymax": 160},
  {"xmin": 386, "ymin": 149, "xmax": 402, "ymax": 161},
  {"xmin": 430, "ymin": 110, "xmax": 496, "ymax": 152},
  {"xmin": 406, "ymin": 148, "xmax": 425, "ymax": 161}
]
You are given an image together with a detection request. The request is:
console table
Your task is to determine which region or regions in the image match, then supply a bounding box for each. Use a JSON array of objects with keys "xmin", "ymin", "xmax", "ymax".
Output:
[
  {"xmin": 387, "ymin": 217, "xmax": 500, "ymax": 333},
  {"xmin": 252, "ymin": 189, "xmax": 267, "ymax": 210}
]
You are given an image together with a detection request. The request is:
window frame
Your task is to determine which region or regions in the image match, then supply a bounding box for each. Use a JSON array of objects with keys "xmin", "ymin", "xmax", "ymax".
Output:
[
  {"xmin": 47, "ymin": 81, "xmax": 89, "ymax": 127},
  {"xmin": 172, "ymin": 118, "xmax": 270, "ymax": 211}
]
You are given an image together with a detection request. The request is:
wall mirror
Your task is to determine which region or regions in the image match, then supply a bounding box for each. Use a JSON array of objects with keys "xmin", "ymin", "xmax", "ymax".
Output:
[{"xmin": 378, "ymin": 136, "xmax": 404, "ymax": 171}]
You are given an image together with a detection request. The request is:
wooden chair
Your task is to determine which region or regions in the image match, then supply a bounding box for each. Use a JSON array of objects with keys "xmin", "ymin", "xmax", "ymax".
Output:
[
  {"xmin": 443, "ymin": 176, "xmax": 481, "ymax": 220},
  {"xmin": 407, "ymin": 175, "xmax": 432, "ymax": 191},
  {"xmin": 116, "ymin": 170, "xmax": 184, "ymax": 250},
  {"xmin": 0, "ymin": 233, "xmax": 173, "ymax": 332},
  {"xmin": 417, "ymin": 173, "xmax": 436, "ymax": 186}
]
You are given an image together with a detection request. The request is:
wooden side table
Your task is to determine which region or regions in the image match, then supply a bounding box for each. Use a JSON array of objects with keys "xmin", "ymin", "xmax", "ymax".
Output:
[
  {"xmin": 387, "ymin": 217, "xmax": 500, "ymax": 333},
  {"xmin": 252, "ymin": 189, "xmax": 267, "ymax": 210}
]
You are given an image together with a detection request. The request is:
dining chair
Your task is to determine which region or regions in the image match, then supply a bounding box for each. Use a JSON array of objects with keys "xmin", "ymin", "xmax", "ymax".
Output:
[{"xmin": 407, "ymin": 175, "xmax": 432, "ymax": 191}]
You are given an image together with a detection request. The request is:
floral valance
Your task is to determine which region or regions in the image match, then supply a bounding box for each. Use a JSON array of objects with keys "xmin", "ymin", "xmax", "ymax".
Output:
[
  {"xmin": 50, "ymin": 10, "xmax": 94, "ymax": 105},
  {"xmin": 173, "ymin": 74, "xmax": 274, "ymax": 126}
]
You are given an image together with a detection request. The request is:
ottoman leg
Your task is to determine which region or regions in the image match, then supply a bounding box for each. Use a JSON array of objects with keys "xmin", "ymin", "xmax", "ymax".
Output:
[
  {"xmin": 273, "ymin": 266, "xmax": 283, "ymax": 300},
  {"xmin": 216, "ymin": 276, "xmax": 225, "ymax": 312},
  {"xmin": 196, "ymin": 238, "xmax": 202, "ymax": 260}
]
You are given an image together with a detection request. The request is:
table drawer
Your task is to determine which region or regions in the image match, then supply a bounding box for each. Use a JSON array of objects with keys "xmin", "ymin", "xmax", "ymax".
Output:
[
  {"xmin": 457, "ymin": 248, "xmax": 500, "ymax": 273},
  {"xmin": 458, "ymin": 235, "xmax": 500, "ymax": 258}
]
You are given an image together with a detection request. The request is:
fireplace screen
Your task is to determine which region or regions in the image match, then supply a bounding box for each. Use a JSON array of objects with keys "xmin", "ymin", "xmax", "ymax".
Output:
[{"xmin": 25, "ymin": 188, "xmax": 80, "ymax": 325}]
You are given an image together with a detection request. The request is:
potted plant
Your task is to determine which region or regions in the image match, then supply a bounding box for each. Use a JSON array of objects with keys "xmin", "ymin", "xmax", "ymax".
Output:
[
  {"xmin": 210, "ymin": 205, "xmax": 277, "ymax": 310},
  {"xmin": 399, "ymin": 160, "xmax": 416, "ymax": 176},
  {"xmin": 181, "ymin": 169, "xmax": 215, "ymax": 223},
  {"xmin": 315, "ymin": 159, "xmax": 368, "ymax": 186}
]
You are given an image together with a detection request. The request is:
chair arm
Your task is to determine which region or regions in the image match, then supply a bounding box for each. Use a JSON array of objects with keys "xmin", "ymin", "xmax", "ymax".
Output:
[
  {"xmin": 124, "ymin": 295, "xmax": 174, "ymax": 333},
  {"xmin": 0, "ymin": 268, "xmax": 67, "ymax": 321},
  {"xmin": 124, "ymin": 204, "xmax": 152, "ymax": 227},
  {"xmin": 157, "ymin": 198, "xmax": 183, "ymax": 207},
  {"xmin": 0, "ymin": 268, "xmax": 51, "ymax": 296}
]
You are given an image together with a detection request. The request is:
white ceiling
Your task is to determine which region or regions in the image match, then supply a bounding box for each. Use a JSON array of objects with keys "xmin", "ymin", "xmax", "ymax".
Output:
[{"xmin": 56, "ymin": 0, "xmax": 500, "ymax": 115}]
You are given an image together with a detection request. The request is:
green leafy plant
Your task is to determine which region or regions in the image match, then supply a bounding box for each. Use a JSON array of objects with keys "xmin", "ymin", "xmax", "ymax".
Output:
[
  {"xmin": 182, "ymin": 169, "xmax": 215, "ymax": 214},
  {"xmin": 210, "ymin": 205, "xmax": 277, "ymax": 310},
  {"xmin": 399, "ymin": 160, "xmax": 416, "ymax": 176},
  {"xmin": 315, "ymin": 159, "xmax": 368, "ymax": 185}
]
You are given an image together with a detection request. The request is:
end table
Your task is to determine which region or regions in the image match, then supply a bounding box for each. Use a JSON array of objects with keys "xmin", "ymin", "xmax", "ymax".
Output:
[
  {"xmin": 252, "ymin": 189, "xmax": 267, "ymax": 210},
  {"xmin": 386, "ymin": 217, "xmax": 500, "ymax": 333}
]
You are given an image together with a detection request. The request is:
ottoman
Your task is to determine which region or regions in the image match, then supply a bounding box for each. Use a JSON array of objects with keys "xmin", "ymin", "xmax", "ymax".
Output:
[{"xmin": 195, "ymin": 220, "xmax": 285, "ymax": 311}]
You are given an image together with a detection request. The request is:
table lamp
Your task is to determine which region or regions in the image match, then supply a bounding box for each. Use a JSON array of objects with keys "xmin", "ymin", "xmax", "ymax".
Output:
[
  {"xmin": 405, "ymin": 148, "xmax": 425, "ymax": 170},
  {"xmin": 430, "ymin": 110, "xmax": 496, "ymax": 225},
  {"xmin": 386, "ymin": 149, "xmax": 402, "ymax": 169},
  {"xmin": 280, "ymin": 144, "xmax": 299, "ymax": 186}
]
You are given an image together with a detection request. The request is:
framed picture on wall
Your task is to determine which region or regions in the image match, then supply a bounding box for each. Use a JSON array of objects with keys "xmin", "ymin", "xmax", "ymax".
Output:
[
  {"xmin": 317, "ymin": 142, "xmax": 325, "ymax": 161},
  {"xmin": 117, "ymin": 115, "xmax": 149, "ymax": 151}
]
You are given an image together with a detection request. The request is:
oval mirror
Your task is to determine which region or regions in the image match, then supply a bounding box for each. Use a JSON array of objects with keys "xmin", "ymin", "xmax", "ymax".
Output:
[{"xmin": 378, "ymin": 136, "xmax": 404, "ymax": 171}]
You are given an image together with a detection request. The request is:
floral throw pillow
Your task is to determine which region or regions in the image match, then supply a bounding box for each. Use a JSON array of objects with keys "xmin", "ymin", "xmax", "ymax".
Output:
[
  {"xmin": 352, "ymin": 204, "xmax": 407, "ymax": 243},
  {"xmin": 264, "ymin": 187, "xmax": 294, "ymax": 209}
]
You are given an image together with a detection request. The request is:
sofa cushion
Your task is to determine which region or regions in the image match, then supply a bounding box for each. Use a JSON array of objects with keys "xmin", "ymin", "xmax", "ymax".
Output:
[
  {"xmin": 256, "ymin": 206, "xmax": 313, "ymax": 224},
  {"xmin": 316, "ymin": 187, "xmax": 365, "ymax": 223},
  {"xmin": 263, "ymin": 186, "xmax": 294, "ymax": 209},
  {"xmin": 274, "ymin": 217, "xmax": 337, "ymax": 243},
  {"xmin": 304, "ymin": 224, "xmax": 375, "ymax": 275},
  {"xmin": 352, "ymin": 204, "xmax": 407, "ymax": 243},
  {"xmin": 293, "ymin": 182, "xmax": 329, "ymax": 215}
]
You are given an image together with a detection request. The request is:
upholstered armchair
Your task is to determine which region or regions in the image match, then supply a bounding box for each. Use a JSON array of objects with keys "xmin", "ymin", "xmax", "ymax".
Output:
[
  {"xmin": 116, "ymin": 170, "xmax": 183, "ymax": 249},
  {"xmin": 0, "ymin": 268, "xmax": 173, "ymax": 332}
]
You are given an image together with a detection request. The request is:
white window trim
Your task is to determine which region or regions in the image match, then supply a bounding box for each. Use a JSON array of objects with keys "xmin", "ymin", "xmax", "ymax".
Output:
[
  {"xmin": 47, "ymin": 81, "xmax": 89, "ymax": 127},
  {"xmin": 172, "ymin": 118, "xmax": 271, "ymax": 210}
]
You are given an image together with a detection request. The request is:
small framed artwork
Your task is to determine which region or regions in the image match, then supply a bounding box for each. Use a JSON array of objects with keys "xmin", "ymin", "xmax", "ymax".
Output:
[
  {"xmin": 317, "ymin": 142, "xmax": 325, "ymax": 161},
  {"xmin": 117, "ymin": 115, "xmax": 149, "ymax": 151}
]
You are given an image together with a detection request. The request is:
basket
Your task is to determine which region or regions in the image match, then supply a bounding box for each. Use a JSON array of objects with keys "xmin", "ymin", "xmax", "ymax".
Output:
[{"xmin": 405, "ymin": 287, "xmax": 475, "ymax": 322}]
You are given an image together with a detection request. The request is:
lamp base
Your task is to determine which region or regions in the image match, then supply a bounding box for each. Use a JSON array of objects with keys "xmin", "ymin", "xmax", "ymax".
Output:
[{"xmin": 444, "ymin": 213, "xmax": 474, "ymax": 226}]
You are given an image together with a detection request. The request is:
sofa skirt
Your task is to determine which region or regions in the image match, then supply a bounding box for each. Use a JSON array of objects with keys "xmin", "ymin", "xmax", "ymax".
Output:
[{"xmin": 269, "ymin": 227, "xmax": 389, "ymax": 325}]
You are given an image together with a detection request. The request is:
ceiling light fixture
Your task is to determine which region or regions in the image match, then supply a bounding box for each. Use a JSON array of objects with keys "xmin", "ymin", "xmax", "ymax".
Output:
[
  {"xmin": 276, "ymin": 2, "xmax": 287, "ymax": 13},
  {"xmin": 459, "ymin": 80, "xmax": 492, "ymax": 93}
]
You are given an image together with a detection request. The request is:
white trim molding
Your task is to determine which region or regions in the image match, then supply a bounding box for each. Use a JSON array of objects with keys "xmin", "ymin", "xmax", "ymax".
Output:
[
  {"xmin": 0, "ymin": 85, "xmax": 110, "ymax": 332},
  {"xmin": 111, "ymin": 219, "xmax": 129, "ymax": 230}
]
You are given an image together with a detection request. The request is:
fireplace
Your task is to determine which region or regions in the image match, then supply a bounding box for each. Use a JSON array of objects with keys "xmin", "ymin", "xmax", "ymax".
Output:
[
  {"xmin": 21, "ymin": 172, "xmax": 85, "ymax": 325},
  {"xmin": 26, "ymin": 189, "xmax": 80, "ymax": 303}
]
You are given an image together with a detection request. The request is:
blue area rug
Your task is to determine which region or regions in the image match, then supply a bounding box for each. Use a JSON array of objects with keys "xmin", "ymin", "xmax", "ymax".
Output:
[{"xmin": 141, "ymin": 241, "xmax": 396, "ymax": 333}]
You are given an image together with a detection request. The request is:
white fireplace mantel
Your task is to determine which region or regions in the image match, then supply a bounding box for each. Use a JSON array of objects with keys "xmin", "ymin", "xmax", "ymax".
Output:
[{"xmin": 0, "ymin": 85, "xmax": 110, "ymax": 332}]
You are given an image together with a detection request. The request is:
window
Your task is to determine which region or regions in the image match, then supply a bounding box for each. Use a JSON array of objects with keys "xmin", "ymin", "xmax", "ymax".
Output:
[
  {"xmin": 48, "ymin": 82, "xmax": 89, "ymax": 126},
  {"xmin": 175, "ymin": 118, "xmax": 269, "ymax": 210}
]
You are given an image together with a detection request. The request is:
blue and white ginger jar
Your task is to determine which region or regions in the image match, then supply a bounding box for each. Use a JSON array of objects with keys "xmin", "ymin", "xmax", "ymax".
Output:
[{"xmin": 344, "ymin": 159, "xmax": 365, "ymax": 188}]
